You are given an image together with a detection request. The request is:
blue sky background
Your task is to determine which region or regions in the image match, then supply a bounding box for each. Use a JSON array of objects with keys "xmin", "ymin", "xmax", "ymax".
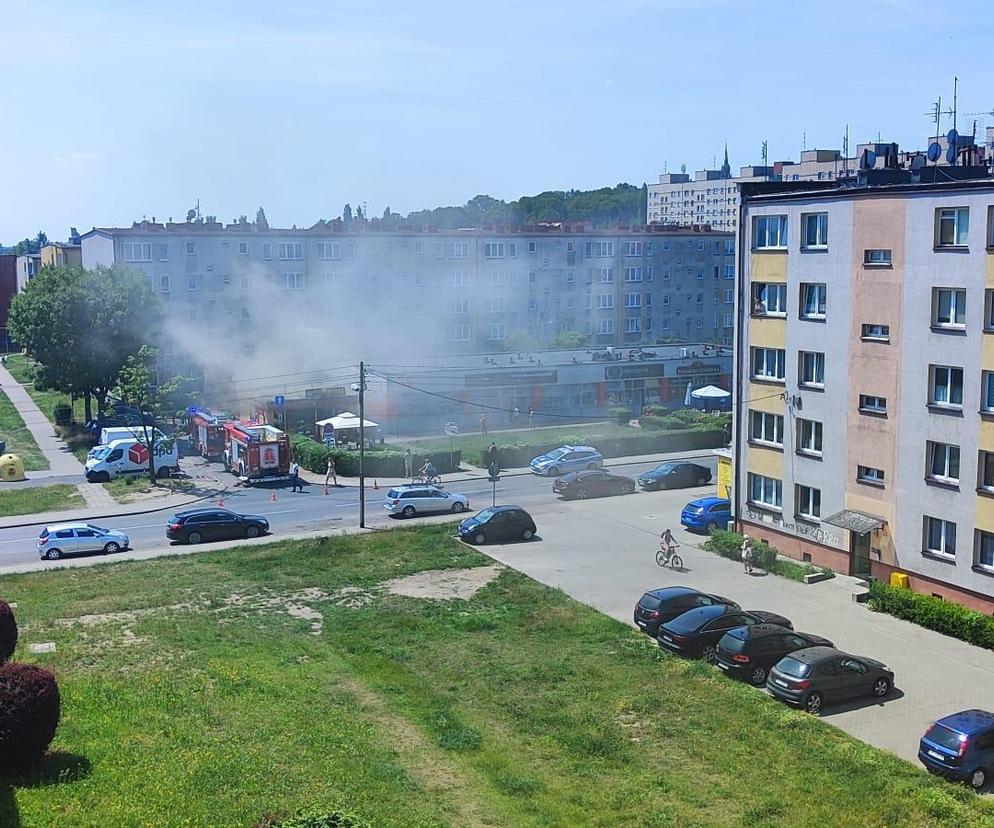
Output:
[{"xmin": 2, "ymin": 0, "xmax": 993, "ymax": 240}]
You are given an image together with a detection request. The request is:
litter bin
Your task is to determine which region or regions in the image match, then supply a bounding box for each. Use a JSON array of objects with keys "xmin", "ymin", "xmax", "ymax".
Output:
[{"xmin": 889, "ymin": 572, "xmax": 910, "ymax": 589}]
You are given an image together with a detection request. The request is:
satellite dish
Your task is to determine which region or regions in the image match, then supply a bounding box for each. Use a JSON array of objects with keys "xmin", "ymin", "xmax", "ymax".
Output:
[
  {"xmin": 927, "ymin": 142, "xmax": 942, "ymax": 162},
  {"xmin": 946, "ymin": 145, "xmax": 957, "ymax": 164},
  {"xmin": 947, "ymin": 128, "xmax": 959, "ymax": 145},
  {"xmin": 186, "ymin": 209, "xmax": 196, "ymax": 221}
]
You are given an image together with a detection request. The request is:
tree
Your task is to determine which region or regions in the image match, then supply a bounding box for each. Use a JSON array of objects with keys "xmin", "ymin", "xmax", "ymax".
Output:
[
  {"xmin": 502, "ymin": 331, "xmax": 539, "ymax": 352},
  {"xmin": 342, "ymin": 203, "xmax": 353, "ymax": 225},
  {"xmin": 255, "ymin": 207, "xmax": 269, "ymax": 230},
  {"xmin": 552, "ymin": 330, "xmax": 588, "ymax": 349}
]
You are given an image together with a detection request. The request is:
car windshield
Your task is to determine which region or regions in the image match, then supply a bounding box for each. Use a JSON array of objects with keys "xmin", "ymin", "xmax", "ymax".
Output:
[
  {"xmin": 474, "ymin": 509, "xmax": 495, "ymax": 522},
  {"xmin": 639, "ymin": 593, "xmax": 663, "ymax": 610},
  {"xmin": 39, "ymin": 528, "xmax": 49, "ymax": 538},
  {"xmin": 924, "ymin": 724, "xmax": 966, "ymax": 751},
  {"xmin": 654, "ymin": 464, "xmax": 676, "ymax": 474},
  {"xmin": 93, "ymin": 447, "xmax": 111, "ymax": 460},
  {"xmin": 776, "ymin": 657, "xmax": 810, "ymax": 678},
  {"xmin": 687, "ymin": 504, "xmax": 704, "ymax": 514},
  {"xmin": 543, "ymin": 449, "xmax": 567, "ymax": 460},
  {"xmin": 387, "ymin": 489, "xmax": 401, "ymax": 498},
  {"xmin": 718, "ymin": 633, "xmax": 746, "ymax": 653}
]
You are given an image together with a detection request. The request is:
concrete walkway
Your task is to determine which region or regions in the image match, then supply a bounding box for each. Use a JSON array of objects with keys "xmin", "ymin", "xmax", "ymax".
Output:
[{"xmin": 0, "ymin": 362, "xmax": 85, "ymax": 478}]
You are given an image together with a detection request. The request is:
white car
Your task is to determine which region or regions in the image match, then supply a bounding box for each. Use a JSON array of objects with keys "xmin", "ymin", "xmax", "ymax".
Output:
[
  {"xmin": 38, "ymin": 523, "xmax": 130, "ymax": 560},
  {"xmin": 384, "ymin": 485, "xmax": 469, "ymax": 518}
]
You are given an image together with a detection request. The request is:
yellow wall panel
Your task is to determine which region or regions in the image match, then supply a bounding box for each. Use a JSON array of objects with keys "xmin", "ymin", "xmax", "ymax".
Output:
[{"xmin": 750, "ymin": 253, "xmax": 788, "ymax": 282}]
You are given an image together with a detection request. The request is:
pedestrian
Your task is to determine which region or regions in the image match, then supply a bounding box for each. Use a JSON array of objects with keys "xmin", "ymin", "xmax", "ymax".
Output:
[
  {"xmin": 404, "ymin": 448, "xmax": 413, "ymax": 480},
  {"xmin": 325, "ymin": 456, "xmax": 337, "ymax": 488},
  {"xmin": 512, "ymin": 406, "xmax": 520, "ymax": 425},
  {"xmin": 741, "ymin": 535, "xmax": 754, "ymax": 574},
  {"xmin": 480, "ymin": 412, "xmax": 488, "ymax": 435},
  {"xmin": 528, "ymin": 407, "xmax": 534, "ymax": 429},
  {"xmin": 486, "ymin": 440, "xmax": 498, "ymax": 471},
  {"xmin": 289, "ymin": 460, "xmax": 302, "ymax": 492}
]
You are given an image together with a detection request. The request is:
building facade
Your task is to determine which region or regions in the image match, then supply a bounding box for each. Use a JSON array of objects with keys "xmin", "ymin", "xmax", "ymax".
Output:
[
  {"xmin": 735, "ymin": 167, "xmax": 994, "ymax": 613},
  {"xmin": 40, "ymin": 241, "xmax": 82, "ymax": 269}
]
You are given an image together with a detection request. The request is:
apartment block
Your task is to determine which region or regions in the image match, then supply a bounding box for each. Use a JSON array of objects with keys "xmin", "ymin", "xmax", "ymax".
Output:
[{"xmin": 735, "ymin": 165, "xmax": 994, "ymax": 614}]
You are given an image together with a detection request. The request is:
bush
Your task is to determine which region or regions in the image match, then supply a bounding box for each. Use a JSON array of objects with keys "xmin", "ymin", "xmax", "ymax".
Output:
[
  {"xmin": 704, "ymin": 529, "xmax": 831, "ymax": 582},
  {"xmin": 291, "ymin": 436, "xmax": 460, "ymax": 478},
  {"xmin": 0, "ymin": 662, "xmax": 61, "ymax": 772},
  {"xmin": 256, "ymin": 806, "xmax": 370, "ymax": 828},
  {"xmin": 0, "ymin": 600, "xmax": 16, "ymax": 663},
  {"xmin": 867, "ymin": 581, "xmax": 994, "ymax": 650},
  {"xmin": 608, "ymin": 406, "xmax": 631, "ymax": 425}
]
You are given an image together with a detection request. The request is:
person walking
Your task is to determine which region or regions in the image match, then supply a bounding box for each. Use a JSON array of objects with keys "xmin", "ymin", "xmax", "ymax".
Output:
[
  {"xmin": 289, "ymin": 460, "xmax": 302, "ymax": 492},
  {"xmin": 325, "ymin": 456, "xmax": 337, "ymax": 488},
  {"xmin": 404, "ymin": 448, "xmax": 414, "ymax": 480},
  {"xmin": 480, "ymin": 412, "xmax": 488, "ymax": 435},
  {"xmin": 512, "ymin": 406, "xmax": 520, "ymax": 426},
  {"xmin": 741, "ymin": 535, "xmax": 754, "ymax": 574},
  {"xmin": 485, "ymin": 441, "xmax": 498, "ymax": 473},
  {"xmin": 528, "ymin": 407, "xmax": 534, "ymax": 430}
]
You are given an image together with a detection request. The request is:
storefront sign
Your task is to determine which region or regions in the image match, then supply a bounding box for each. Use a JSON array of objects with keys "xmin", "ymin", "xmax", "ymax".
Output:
[
  {"xmin": 465, "ymin": 370, "xmax": 558, "ymax": 387},
  {"xmin": 605, "ymin": 364, "xmax": 665, "ymax": 380},
  {"xmin": 675, "ymin": 361, "xmax": 723, "ymax": 377}
]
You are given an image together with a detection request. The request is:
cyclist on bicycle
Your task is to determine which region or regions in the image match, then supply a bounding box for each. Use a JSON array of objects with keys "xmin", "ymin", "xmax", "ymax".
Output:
[
  {"xmin": 660, "ymin": 528, "xmax": 678, "ymax": 564},
  {"xmin": 419, "ymin": 459, "xmax": 436, "ymax": 481}
]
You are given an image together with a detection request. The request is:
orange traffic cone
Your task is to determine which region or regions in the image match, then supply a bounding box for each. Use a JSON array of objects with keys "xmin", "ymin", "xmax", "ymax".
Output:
[{"xmin": 270, "ymin": 490, "xmax": 278, "ymax": 502}]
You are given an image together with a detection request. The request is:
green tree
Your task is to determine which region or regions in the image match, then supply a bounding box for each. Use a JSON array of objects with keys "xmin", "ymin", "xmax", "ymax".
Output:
[
  {"xmin": 342, "ymin": 203, "xmax": 353, "ymax": 226},
  {"xmin": 552, "ymin": 330, "xmax": 588, "ymax": 349}
]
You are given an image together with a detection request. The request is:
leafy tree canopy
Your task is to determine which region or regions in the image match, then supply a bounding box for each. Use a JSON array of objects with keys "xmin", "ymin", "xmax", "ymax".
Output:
[{"xmin": 552, "ymin": 330, "xmax": 589, "ymax": 349}]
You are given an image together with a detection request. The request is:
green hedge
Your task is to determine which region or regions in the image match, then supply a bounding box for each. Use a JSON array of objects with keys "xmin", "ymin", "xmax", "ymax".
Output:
[
  {"xmin": 867, "ymin": 581, "xmax": 994, "ymax": 650},
  {"xmin": 291, "ymin": 436, "xmax": 460, "ymax": 478},
  {"xmin": 475, "ymin": 429, "xmax": 725, "ymax": 469},
  {"xmin": 704, "ymin": 529, "xmax": 834, "ymax": 583}
]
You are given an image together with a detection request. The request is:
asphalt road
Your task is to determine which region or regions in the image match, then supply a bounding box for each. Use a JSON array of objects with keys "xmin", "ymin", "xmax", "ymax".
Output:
[{"xmin": 0, "ymin": 454, "xmax": 718, "ymax": 568}]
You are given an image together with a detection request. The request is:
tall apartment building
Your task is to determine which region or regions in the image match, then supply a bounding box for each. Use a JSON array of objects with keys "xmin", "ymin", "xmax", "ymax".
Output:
[
  {"xmin": 81, "ymin": 220, "xmax": 735, "ymax": 381},
  {"xmin": 734, "ymin": 165, "xmax": 994, "ymax": 614}
]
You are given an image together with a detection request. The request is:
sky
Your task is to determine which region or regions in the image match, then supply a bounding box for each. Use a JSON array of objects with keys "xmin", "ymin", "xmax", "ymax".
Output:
[{"xmin": 2, "ymin": 0, "xmax": 993, "ymax": 241}]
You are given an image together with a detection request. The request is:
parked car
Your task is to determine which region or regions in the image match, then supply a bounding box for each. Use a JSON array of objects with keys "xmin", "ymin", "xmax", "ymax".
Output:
[
  {"xmin": 633, "ymin": 586, "xmax": 739, "ymax": 638},
  {"xmin": 384, "ymin": 484, "xmax": 469, "ymax": 518},
  {"xmin": 656, "ymin": 605, "xmax": 793, "ymax": 663},
  {"xmin": 715, "ymin": 624, "xmax": 834, "ymax": 687},
  {"xmin": 166, "ymin": 508, "xmax": 269, "ymax": 544},
  {"xmin": 553, "ymin": 470, "xmax": 636, "ymax": 500},
  {"xmin": 638, "ymin": 462, "xmax": 712, "ymax": 491},
  {"xmin": 766, "ymin": 646, "xmax": 894, "ymax": 715},
  {"xmin": 530, "ymin": 445, "xmax": 603, "ymax": 476},
  {"xmin": 37, "ymin": 523, "xmax": 130, "ymax": 560},
  {"xmin": 918, "ymin": 709, "xmax": 994, "ymax": 790},
  {"xmin": 458, "ymin": 506, "xmax": 536, "ymax": 544},
  {"xmin": 680, "ymin": 496, "xmax": 731, "ymax": 533}
]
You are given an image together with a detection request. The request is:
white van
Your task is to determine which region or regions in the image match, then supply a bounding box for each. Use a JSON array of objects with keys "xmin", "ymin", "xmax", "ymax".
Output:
[
  {"xmin": 84, "ymin": 437, "xmax": 179, "ymax": 482},
  {"xmin": 89, "ymin": 427, "xmax": 165, "ymax": 460}
]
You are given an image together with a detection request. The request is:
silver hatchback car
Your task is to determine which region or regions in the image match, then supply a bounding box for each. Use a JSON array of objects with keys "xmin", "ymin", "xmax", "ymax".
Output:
[
  {"xmin": 38, "ymin": 523, "xmax": 130, "ymax": 560},
  {"xmin": 384, "ymin": 485, "xmax": 469, "ymax": 518}
]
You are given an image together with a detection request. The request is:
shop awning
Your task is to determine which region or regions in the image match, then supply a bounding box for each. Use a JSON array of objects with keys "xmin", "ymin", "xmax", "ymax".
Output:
[{"xmin": 821, "ymin": 509, "xmax": 886, "ymax": 534}]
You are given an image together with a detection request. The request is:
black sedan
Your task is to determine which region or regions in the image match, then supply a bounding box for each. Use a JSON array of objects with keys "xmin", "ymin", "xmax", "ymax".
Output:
[
  {"xmin": 656, "ymin": 604, "xmax": 793, "ymax": 663},
  {"xmin": 458, "ymin": 506, "xmax": 536, "ymax": 544},
  {"xmin": 553, "ymin": 470, "xmax": 636, "ymax": 500},
  {"xmin": 766, "ymin": 646, "xmax": 894, "ymax": 715},
  {"xmin": 715, "ymin": 624, "xmax": 834, "ymax": 687},
  {"xmin": 633, "ymin": 586, "xmax": 739, "ymax": 638},
  {"xmin": 166, "ymin": 508, "xmax": 270, "ymax": 545},
  {"xmin": 638, "ymin": 462, "xmax": 712, "ymax": 491}
]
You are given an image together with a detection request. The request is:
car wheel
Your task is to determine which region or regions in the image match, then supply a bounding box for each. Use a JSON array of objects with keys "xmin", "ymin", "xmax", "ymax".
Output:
[
  {"xmin": 749, "ymin": 666, "xmax": 768, "ymax": 686},
  {"xmin": 102, "ymin": 542, "xmax": 120, "ymax": 555},
  {"xmin": 548, "ymin": 466, "xmax": 560, "ymax": 476},
  {"xmin": 803, "ymin": 692, "xmax": 824, "ymax": 715},
  {"xmin": 701, "ymin": 644, "xmax": 718, "ymax": 665},
  {"xmin": 575, "ymin": 488, "xmax": 588, "ymax": 500},
  {"xmin": 96, "ymin": 471, "xmax": 111, "ymax": 483},
  {"xmin": 402, "ymin": 505, "xmax": 416, "ymax": 519},
  {"xmin": 187, "ymin": 531, "xmax": 203, "ymax": 545},
  {"xmin": 872, "ymin": 677, "xmax": 891, "ymax": 698},
  {"xmin": 706, "ymin": 521, "xmax": 718, "ymax": 532},
  {"xmin": 46, "ymin": 548, "xmax": 62, "ymax": 560},
  {"xmin": 157, "ymin": 466, "xmax": 171, "ymax": 479},
  {"xmin": 245, "ymin": 526, "xmax": 260, "ymax": 539},
  {"xmin": 473, "ymin": 532, "xmax": 486, "ymax": 545},
  {"xmin": 522, "ymin": 528, "xmax": 534, "ymax": 541},
  {"xmin": 968, "ymin": 766, "xmax": 988, "ymax": 791},
  {"xmin": 450, "ymin": 501, "xmax": 465, "ymax": 513}
]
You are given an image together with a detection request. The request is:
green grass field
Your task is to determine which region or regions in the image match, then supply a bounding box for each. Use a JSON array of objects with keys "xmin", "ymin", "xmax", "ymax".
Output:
[
  {"xmin": 400, "ymin": 421, "xmax": 635, "ymax": 458},
  {"xmin": 102, "ymin": 475, "xmax": 195, "ymax": 503},
  {"xmin": 0, "ymin": 484, "xmax": 84, "ymax": 517},
  {"xmin": 0, "ymin": 526, "xmax": 991, "ymax": 826},
  {"xmin": 0, "ymin": 389, "xmax": 49, "ymax": 472}
]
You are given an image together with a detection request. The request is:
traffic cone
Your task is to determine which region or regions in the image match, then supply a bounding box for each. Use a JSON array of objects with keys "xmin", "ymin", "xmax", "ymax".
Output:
[
  {"xmin": 216, "ymin": 495, "xmax": 224, "ymax": 507},
  {"xmin": 373, "ymin": 479, "xmax": 379, "ymax": 490},
  {"xmin": 270, "ymin": 490, "xmax": 278, "ymax": 502}
]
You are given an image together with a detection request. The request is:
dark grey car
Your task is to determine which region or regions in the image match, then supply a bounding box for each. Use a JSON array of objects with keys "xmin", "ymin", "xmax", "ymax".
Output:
[{"xmin": 766, "ymin": 646, "xmax": 894, "ymax": 715}]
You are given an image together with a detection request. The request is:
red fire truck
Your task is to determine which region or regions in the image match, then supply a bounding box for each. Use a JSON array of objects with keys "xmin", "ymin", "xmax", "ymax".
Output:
[
  {"xmin": 222, "ymin": 421, "xmax": 291, "ymax": 483},
  {"xmin": 189, "ymin": 408, "xmax": 234, "ymax": 459}
]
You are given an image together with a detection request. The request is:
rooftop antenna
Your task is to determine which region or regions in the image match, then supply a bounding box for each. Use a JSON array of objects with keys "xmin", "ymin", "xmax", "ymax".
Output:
[
  {"xmin": 842, "ymin": 125, "xmax": 849, "ymax": 177},
  {"xmin": 953, "ymin": 76, "xmax": 958, "ymax": 134},
  {"xmin": 802, "ymin": 131, "xmax": 806, "ymax": 152}
]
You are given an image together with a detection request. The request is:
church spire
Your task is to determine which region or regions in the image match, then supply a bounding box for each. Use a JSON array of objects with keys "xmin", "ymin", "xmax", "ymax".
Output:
[{"xmin": 720, "ymin": 142, "xmax": 731, "ymax": 178}]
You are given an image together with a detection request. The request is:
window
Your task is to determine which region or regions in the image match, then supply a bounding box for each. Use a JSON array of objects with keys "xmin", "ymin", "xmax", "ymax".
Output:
[
  {"xmin": 414, "ymin": 241, "xmax": 423, "ymax": 254},
  {"xmin": 926, "ymin": 441, "xmax": 960, "ymax": 484},
  {"xmin": 924, "ymin": 516, "xmax": 956, "ymax": 558},
  {"xmin": 239, "ymin": 275, "xmax": 249, "ymax": 290},
  {"xmin": 122, "ymin": 242, "xmax": 152, "ymax": 262},
  {"xmin": 187, "ymin": 275, "xmax": 199, "ymax": 292},
  {"xmin": 864, "ymin": 248, "xmax": 892, "ymax": 266},
  {"xmin": 724, "ymin": 289, "xmax": 734, "ymax": 304},
  {"xmin": 484, "ymin": 242, "xmax": 504, "ymax": 258},
  {"xmin": 487, "ymin": 297, "xmax": 505, "ymax": 313},
  {"xmin": 748, "ymin": 473, "xmax": 783, "ymax": 510},
  {"xmin": 799, "ymin": 283, "xmax": 827, "ymax": 319},
  {"xmin": 159, "ymin": 274, "xmax": 170, "ymax": 293},
  {"xmin": 316, "ymin": 241, "xmax": 337, "ymax": 260},
  {"xmin": 566, "ymin": 271, "xmax": 575, "ymax": 283},
  {"xmin": 752, "ymin": 282, "xmax": 787, "ymax": 316},
  {"xmin": 753, "ymin": 215, "xmax": 788, "ymax": 249},
  {"xmin": 975, "ymin": 531, "xmax": 994, "ymax": 571},
  {"xmin": 645, "ymin": 293, "xmax": 652, "ymax": 307},
  {"xmin": 157, "ymin": 243, "xmax": 168, "ymax": 261},
  {"xmin": 645, "ymin": 266, "xmax": 654, "ymax": 281},
  {"xmin": 528, "ymin": 241, "xmax": 536, "ymax": 253},
  {"xmin": 857, "ymin": 465, "xmax": 885, "ymax": 486},
  {"xmin": 723, "ymin": 264, "xmax": 735, "ymax": 279},
  {"xmin": 263, "ymin": 243, "xmax": 272, "ymax": 260},
  {"xmin": 185, "ymin": 241, "xmax": 196, "ymax": 256},
  {"xmin": 625, "ymin": 293, "xmax": 642, "ymax": 308},
  {"xmin": 749, "ymin": 410, "xmax": 784, "ymax": 447},
  {"xmin": 932, "ymin": 288, "xmax": 966, "ymax": 329},
  {"xmin": 625, "ymin": 317, "xmax": 642, "ymax": 333},
  {"xmin": 624, "ymin": 266, "xmax": 642, "ymax": 282},
  {"xmin": 238, "ymin": 241, "xmax": 248, "ymax": 255},
  {"xmin": 450, "ymin": 324, "xmax": 470, "ymax": 342},
  {"xmin": 487, "ymin": 323, "xmax": 505, "ymax": 340},
  {"xmin": 795, "ymin": 485, "xmax": 821, "ymax": 520},
  {"xmin": 625, "ymin": 241, "xmax": 643, "ymax": 256},
  {"xmin": 452, "ymin": 297, "xmax": 469, "ymax": 314},
  {"xmin": 597, "ymin": 294, "xmax": 614, "ymax": 309},
  {"xmin": 798, "ymin": 351, "xmax": 825, "ymax": 388},
  {"xmin": 936, "ymin": 207, "xmax": 969, "ymax": 247},
  {"xmin": 597, "ymin": 319, "xmax": 615, "ymax": 335},
  {"xmin": 802, "ymin": 213, "xmax": 828, "ymax": 248},
  {"xmin": 450, "ymin": 242, "xmax": 468, "ymax": 258},
  {"xmin": 985, "ymin": 290, "xmax": 994, "ymax": 332},
  {"xmin": 796, "ymin": 418, "xmax": 823, "ymax": 456},
  {"xmin": 929, "ymin": 365, "xmax": 963, "ymax": 408},
  {"xmin": 278, "ymin": 242, "xmax": 303, "ymax": 260},
  {"xmin": 751, "ymin": 347, "xmax": 785, "ymax": 382},
  {"xmin": 598, "ymin": 268, "xmax": 614, "ymax": 283},
  {"xmin": 450, "ymin": 271, "xmax": 469, "ymax": 287},
  {"xmin": 487, "ymin": 271, "xmax": 506, "ymax": 286},
  {"xmin": 861, "ymin": 323, "xmax": 890, "ymax": 341},
  {"xmin": 978, "ymin": 451, "xmax": 994, "ymax": 492},
  {"xmin": 859, "ymin": 394, "xmax": 887, "ymax": 414},
  {"xmin": 508, "ymin": 242, "xmax": 517, "ymax": 257},
  {"xmin": 595, "ymin": 241, "xmax": 614, "ymax": 257}
]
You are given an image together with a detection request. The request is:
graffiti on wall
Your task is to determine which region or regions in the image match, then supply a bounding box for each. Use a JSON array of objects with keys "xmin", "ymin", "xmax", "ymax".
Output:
[{"xmin": 745, "ymin": 508, "xmax": 842, "ymax": 548}]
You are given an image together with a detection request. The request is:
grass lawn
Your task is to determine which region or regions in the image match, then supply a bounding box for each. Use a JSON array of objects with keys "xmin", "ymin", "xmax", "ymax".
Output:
[
  {"xmin": 400, "ymin": 421, "xmax": 636, "ymax": 457},
  {"xmin": 1, "ymin": 526, "xmax": 991, "ymax": 827},
  {"xmin": 0, "ymin": 484, "xmax": 84, "ymax": 517},
  {"xmin": 102, "ymin": 475, "xmax": 195, "ymax": 504},
  {"xmin": 0, "ymin": 389, "xmax": 48, "ymax": 472}
]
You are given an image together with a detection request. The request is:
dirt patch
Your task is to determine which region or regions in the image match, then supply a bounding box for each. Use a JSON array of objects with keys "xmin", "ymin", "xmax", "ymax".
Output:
[{"xmin": 382, "ymin": 565, "xmax": 502, "ymax": 601}]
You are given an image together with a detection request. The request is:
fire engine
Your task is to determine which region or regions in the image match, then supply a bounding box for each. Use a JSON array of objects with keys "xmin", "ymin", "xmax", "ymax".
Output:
[
  {"xmin": 222, "ymin": 421, "xmax": 291, "ymax": 483},
  {"xmin": 189, "ymin": 408, "xmax": 234, "ymax": 459}
]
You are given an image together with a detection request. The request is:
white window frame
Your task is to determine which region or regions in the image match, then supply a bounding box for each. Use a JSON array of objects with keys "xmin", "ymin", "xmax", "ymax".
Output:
[
  {"xmin": 978, "ymin": 450, "xmax": 994, "ymax": 493},
  {"xmin": 858, "ymin": 394, "xmax": 887, "ymax": 414},
  {"xmin": 159, "ymin": 274, "xmax": 170, "ymax": 293},
  {"xmin": 450, "ymin": 242, "xmax": 469, "ymax": 259},
  {"xmin": 749, "ymin": 410, "xmax": 784, "ymax": 447},
  {"xmin": 931, "ymin": 287, "xmax": 967, "ymax": 330},
  {"xmin": 278, "ymin": 242, "xmax": 303, "ymax": 260},
  {"xmin": 798, "ymin": 351, "xmax": 825, "ymax": 389},
  {"xmin": 122, "ymin": 242, "xmax": 152, "ymax": 262},
  {"xmin": 450, "ymin": 271, "xmax": 470, "ymax": 288},
  {"xmin": 598, "ymin": 268, "xmax": 614, "ymax": 283},
  {"xmin": 625, "ymin": 241, "xmax": 643, "ymax": 256},
  {"xmin": 926, "ymin": 441, "xmax": 960, "ymax": 484},
  {"xmin": 753, "ymin": 214, "xmax": 788, "ymax": 250},
  {"xmin": 450, "ymin": 324, "xmax": 471, "ymax": 342},
  {"xmin": 263, "ymin": 243, "xmax": 272, "ymax": 260},
  {"xmin": 157, "ymin": 243, "xmax": 168, "ymax": 261},
  {"xmin": 238, "ymin": 241, "xmax": 248, "ymax": 255},
  {"xmin": 857, "ymin": 465, "xmax": 885, "ymax": 486},
  {"xmin": 796, "ymin": 418, "xmax": 823, "ymax": 457},
  {"xmin": 597, "ymin": 294, "xmax": 614, "ymax": 309},
  {"xmin": 595, "ymin": 240, "xmax": 615, "ymax": 257},
  {"xmin": 487, "ymin": 323, "xmax": 505, "ymax": 340},
  {"xmin": 185, "ymin": 241, "xmax": 196, "ymax": 256},
  {"xmin": 487, "ymin": 297, "xmax": 505, "ymax": 314},
  {"xmin": 624, "ymin": 266, "xmax": 642, "ymax": 282},
  {"xmin": 748, "ymin": 473, "xmax": 783, "ymax": 511},
  {"xmin": 924, "ymin": 515, "xmax": 956, "ymax": 558},
  {"xmin": 975, "ymin": 530, "xmax": 994, "ymax": 571},
  {"xmin": 597, "ymin": 319, "xmax": 615, "ymax": 335},
  {"xmin": 861, "ymin": 323, "xmax": 890, "ymax": 341},
  {"xmin": 187, "ymin": 275, "xmax": 199, "ymax": 292},
  {"xmin": 982, "ymin": 371, "xmax": 994, "ymax": 413},
  {"xmin": 864, "ymin": 248, "xmax": 892, "ymax": 266},
  {"xmin": 936, "ymin": 207, "xmax": 969, "ymax": 247},
  {"xmin": 282, "ymin": 272, "xmax": 304, "ymax": 290},
  {"xmin": 625, "ymin": 317, "xmax": 642, "ymax": 333},
  {"xmin": 802, "ymin": 212, "xmax": 828, "ymax": 249},
  {"xmin": 625, "ymin": 292, "xmax": 642, "ymax": 308},
  {"xmin": 752, "ymin": 282, "xmax": 787, "ymax": 316},
  {"xmin": 929, "ymin": 364, "xmax": 964, "ymax": 408},
  {"xmin": 751, "ymin": 347, "xmax": 785, "ymax": 383},
  {"xmin": 452, "ymin": 296, "xmax": 469, "ymax": 314},
  {"xmin": 795, "ymin": 484, "xmax": 822, "ymax": 520},
  {"xmin": 484, "ymin": 242, "xmax": 505, "ymax": 259},
  {"xmin": 799, "ymin": 283, "xmax": 827, "ymax": 320}
]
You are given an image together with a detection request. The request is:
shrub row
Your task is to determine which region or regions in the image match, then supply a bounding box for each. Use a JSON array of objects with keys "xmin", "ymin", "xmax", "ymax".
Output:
[
  {"xmin": 291, "ymin": 436, "xmax": 461, "ymax": 478},
  {"xmin": 639, "ymin": 409, "xmax": 731, "ymax": 434},
  {"xmin": 0, "ymin": 600, "xmax": 16, "ymax": 663},
  {"xmin": 867, "ymin": 581, "xmax": 994, "ymax": 650},
  {"xmin": 257, "ymin": 806, "xmax": 370, "ymax": 828},
  {"xmin": 704, "ymin": 529, "xmax": 834, "ymax": 582}
]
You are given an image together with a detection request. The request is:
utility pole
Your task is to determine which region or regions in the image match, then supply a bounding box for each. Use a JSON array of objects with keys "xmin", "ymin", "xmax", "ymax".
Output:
[{"xmin": 358, "ymin": 361, "xmax": 366, "ymax": 528}]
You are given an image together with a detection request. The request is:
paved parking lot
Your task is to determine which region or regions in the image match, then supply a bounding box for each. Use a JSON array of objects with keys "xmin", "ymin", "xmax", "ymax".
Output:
[{"xmin": 477, "ymin": 483, "xmax": 994, "ymax": 769}]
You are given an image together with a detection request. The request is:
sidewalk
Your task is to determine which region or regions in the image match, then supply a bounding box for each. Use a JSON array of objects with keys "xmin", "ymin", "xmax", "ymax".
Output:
[{"xmin": 0, "ymin": 361, "xmax": 84, "ymax": 478}]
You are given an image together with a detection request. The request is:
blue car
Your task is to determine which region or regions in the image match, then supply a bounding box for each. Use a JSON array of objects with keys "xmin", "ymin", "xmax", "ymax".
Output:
[
  {"xmin": 680, "ymin": 497, "xmax": 731, "ymax": 533},
  {"xmin": 530, "ymin": 445, "xmax": 603, "ymax": 476},
  {"xmin": 919, "ymin": 709, "xmax": 994, "ymax": 790}
]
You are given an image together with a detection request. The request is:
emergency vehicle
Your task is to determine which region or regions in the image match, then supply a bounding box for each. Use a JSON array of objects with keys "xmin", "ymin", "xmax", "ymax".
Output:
[
  {"xmin": 222, "ymin": 421, "xmax": 291, "ymax": 483},
  {"xmin": 189, "ymin": 408, "xmax": 234, "ymax": 459}
]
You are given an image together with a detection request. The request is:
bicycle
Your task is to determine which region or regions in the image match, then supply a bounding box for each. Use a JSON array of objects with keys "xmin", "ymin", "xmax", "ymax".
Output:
[
  {"xmin": 655, "ymin": 545, "xmax": 683, "ymax": 571},
  {"xmin": 412, "ymin": 473, "xmax": 442, "ymax": 486}
]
